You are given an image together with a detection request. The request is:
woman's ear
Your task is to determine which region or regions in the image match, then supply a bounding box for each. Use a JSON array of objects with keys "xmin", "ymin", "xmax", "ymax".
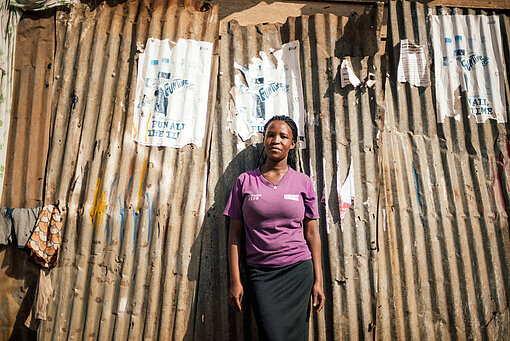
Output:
[{"xmin": 290, "ymin": 140, "xmax": 296, "ymax": 150}]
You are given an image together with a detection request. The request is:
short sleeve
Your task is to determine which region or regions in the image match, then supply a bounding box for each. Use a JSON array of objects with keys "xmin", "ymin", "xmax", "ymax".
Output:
[
  {"xmin": 303, "ymin": 176, "xmax": 319, "ymax": 219},
  {"xmin": 223, "ymin": 176, "xmax": 244, "ymax": 220}
]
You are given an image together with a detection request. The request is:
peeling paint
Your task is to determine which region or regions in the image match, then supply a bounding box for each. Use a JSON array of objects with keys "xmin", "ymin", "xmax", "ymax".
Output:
[
  {"xmin": 90, "ymin": 169, "xmax": 107, "ymax": 230},
  {"xmin": 136, "ymin": 158, "xmax": 148, "ymax": 212},
  {"xmin": 146, "ymin": 192, "xmax": 152, "ymax": 243},
  {"xmin": 118, "ymin": 196, "xmax": 126, "ymax": 251},
  {"xmin": 132, "ymin": 208, "xmax": 138, "ymax": 254}
]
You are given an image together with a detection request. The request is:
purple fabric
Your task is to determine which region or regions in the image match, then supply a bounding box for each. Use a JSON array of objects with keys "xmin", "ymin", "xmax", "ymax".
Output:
[{"xmin": 224, "ymin": 167, "xmax": 319, "ymax": 267}]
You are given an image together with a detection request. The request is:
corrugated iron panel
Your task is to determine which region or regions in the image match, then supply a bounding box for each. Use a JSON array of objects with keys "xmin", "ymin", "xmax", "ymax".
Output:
[
  {"xmin": 1, "ymin": 10, "xmax": 55, "ymax": 208},
  {"xmin": 11, "ymin": 1, "xmax": 509, "ymax": 339},
  {"xmin": 379, "ymin": 1, "xmax": 510, "ymax": 339},
  {"xmin": 0, "ymin": 11, "xmax": 54, "ymax": 341},
  {"xmin": 305, "ymin": 0, "xmax": 510, "ymax": 10},
  {"xmin": 27, "ymin": 1, "xmax": 220, "ymax": 340},
  {"xmin": 194, "ymin": 6, "xmax": 384, "ymax": 339}
]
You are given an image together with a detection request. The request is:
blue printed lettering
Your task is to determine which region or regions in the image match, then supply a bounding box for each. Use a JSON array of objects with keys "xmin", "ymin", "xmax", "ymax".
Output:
[{"xmin": 257, "ymin": 82, "xmax": 290, "ymax": 102}]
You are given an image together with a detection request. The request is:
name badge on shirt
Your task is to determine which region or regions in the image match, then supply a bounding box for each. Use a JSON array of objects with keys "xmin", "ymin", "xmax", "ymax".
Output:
[{"xmin": 284, "ymin": 194, "xmax": 299, "ymax": 201}]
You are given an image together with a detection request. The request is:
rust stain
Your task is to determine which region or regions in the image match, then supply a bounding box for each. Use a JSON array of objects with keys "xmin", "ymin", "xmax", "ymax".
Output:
[
  {"xmin": 144, "ymin": 112, "xmax": 152, "ymax": 144},
  {"xmin": 136, "ymin": 158, "xmax": 148, "ymax": 212},
  {"xmin": 90, "ymin": 169, "xmax": 108, "ymax": 230},
  {"xmin": 132, "ymin": 119, "xmax": 137, "ymax": 139}
]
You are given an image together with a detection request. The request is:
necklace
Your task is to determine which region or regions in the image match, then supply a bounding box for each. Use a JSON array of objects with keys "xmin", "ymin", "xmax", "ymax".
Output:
[{"xmin": 260, "ymin": 165, "xmax": 288, "ymax": 190}]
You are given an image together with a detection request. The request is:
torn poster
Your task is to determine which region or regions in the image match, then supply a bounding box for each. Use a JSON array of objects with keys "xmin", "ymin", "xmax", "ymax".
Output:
[
  {"xmin": 340, "ymin": 59, "xmax": 361, "ymax": 88},
  {"xmin": 366, "ymin": 73, "xmax": 376, "ymax": 88},
  {"xmin": 397, "ymin": 39, "xmax": 431, "ymax": 87},
  {"xmin": 431, "ymin": 15, "xmax": 507, "ymax": 123},
  {"xmin": 338, "ymin": 158, "xmax": 355, "ymax": 222},
  {"xmin": 229, "ymin": 41, "xmax": 305, "ymax": 141},
  {"xmin": 132, "ymin": 38, "xmax": 213, "ymax": 147}
]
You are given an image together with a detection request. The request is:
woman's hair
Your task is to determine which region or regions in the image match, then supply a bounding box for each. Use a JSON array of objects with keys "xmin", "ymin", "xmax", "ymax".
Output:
[{"xmin": 257, "ymin": 115, "xmax": 298, "ymax": 169}]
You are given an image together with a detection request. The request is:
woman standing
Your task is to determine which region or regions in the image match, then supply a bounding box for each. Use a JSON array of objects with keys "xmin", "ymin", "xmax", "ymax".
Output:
[{"xmin": 224, "ymin": 115, "xmax": 325, "ymax": 341}]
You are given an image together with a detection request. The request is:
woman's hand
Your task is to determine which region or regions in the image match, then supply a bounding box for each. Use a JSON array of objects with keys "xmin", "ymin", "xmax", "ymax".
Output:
[
  {"xmin": 303, "ymin": 218, "xmax": 325, "ymax": 313},
  {"xmin": 229, "ymin": 282, "xmax": 244, "ymax": 312},
  {"xmin": 312, "ymin": 281, "xmax": 325, "ymax": 313},
  {"xmin": 228, "ymin": 218, "xmax": 244, "ymax": 312}
]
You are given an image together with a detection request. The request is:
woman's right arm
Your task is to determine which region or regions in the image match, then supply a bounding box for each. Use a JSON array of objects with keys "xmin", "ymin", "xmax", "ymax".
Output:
[{"xmin": 228, "ymin": 217, "xmax": 244, "ymax": 312}]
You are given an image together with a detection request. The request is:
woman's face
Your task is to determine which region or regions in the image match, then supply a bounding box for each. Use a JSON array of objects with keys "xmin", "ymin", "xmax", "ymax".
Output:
[{"xmin": 264, "ymin": 120, "xmax": 296, "ymax": 163}]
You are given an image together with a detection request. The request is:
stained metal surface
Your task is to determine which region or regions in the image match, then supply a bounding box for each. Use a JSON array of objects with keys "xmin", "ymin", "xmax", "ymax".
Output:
[
  {"xmin": 379, "ymin": 1, "xmax": 510, "ymax": 339},
  {"xmin": 36, "ymin": 0, "xmax": 219, "ymax": 340},
  {"xmin": 0, "ymin": 11, "xmax": 54, "ymax": 341},
  {"xmin": 1, "ymin": 9, "xmax": 54, "ymax": 208},
  {"xmin": 194, "ymin": 6, "xmax": 384, "ymax": 339},
  {"xmin": 2, "ymin": 0, "xmax": 509, "ymax": 339},
  {"xmin": 2, "ymin": 1, "xmax": 386, "ymax": 339}
]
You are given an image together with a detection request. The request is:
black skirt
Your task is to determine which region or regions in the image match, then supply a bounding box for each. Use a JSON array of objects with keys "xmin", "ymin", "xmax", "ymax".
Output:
[{"xmin": 246, "ymin": 259, "xmax": 314, "ymax": 341}]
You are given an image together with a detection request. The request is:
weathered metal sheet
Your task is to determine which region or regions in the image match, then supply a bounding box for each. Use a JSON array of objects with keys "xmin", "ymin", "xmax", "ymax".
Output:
[
  {"xmin": 30, "ymin": 1, "xmax": 220, "ymax": 340},
  {"xmin": 0, "ymin": 11, "xmax": 54, "ymax": 341},
  {"xmin": 194, "ymin": 5, "xmax": 384, "ymax": 339},
  {"xmin": 7, "ymin": 0, "xmax": 508, "ymax": 340},
  {"xmin": 379, "ymin": 1, "xmax": 510, "ymax": 339},
  {"xmin": 1, "ymin": 10, "xmax": 54, "ymax": 208},
  {"xmin": 304, "ymin": 0, "xmax": 510, "ymax": 10}
]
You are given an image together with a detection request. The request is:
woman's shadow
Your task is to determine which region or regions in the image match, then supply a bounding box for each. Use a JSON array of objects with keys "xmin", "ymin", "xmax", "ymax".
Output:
[{"xmin": 185, "ymin": 142, "xmax": 264, "ymax": 341}]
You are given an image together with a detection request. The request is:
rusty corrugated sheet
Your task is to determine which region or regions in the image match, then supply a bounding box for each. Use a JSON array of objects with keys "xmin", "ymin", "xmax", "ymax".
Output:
[
  {"xmin": 1, "ymin": 10, "xmax": 55, "ymax": 208},
  {"xmin": 379, "ymin": 1, "xmax": 510, "ymax": 339},
  {"xmin": 7, "ymin": 0, "xmax": 509, "ymax": 340},
  {"xmin": 30, "ymin": 0, "xmax": 220, "ymax": 339},
  {"xmin": 194, "ymin": 6, "xmax": 384, "ymax": 339},
  {"xmin": 0, "ymin": 11, "xmax": 55, "ymax": 341}
]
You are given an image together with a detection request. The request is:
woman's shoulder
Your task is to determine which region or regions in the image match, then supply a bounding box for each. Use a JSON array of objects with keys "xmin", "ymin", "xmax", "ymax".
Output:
[
  {"xmin": 288, "ymin": 167, "xmax": 313, "ymax": 183},
  {"xmin": 234, "ymin": 168, "xmax": 259, "ymax": 182}
]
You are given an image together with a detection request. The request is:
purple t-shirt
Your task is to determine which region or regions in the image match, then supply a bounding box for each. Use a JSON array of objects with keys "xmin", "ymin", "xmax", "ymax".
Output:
[{"xmin": 223, "ymin": 167, "xmax": 319, "ymax": 267}]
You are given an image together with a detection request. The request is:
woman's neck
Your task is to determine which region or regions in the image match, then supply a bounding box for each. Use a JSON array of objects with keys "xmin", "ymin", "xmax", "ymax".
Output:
[{"xmin": 261, "ymin": 159, "xmax": 289, "ymax": 174}]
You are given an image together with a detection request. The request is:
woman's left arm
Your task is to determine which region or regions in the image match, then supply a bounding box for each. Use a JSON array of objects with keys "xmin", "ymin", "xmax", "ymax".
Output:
[{"xmin": 303, "ymin": 217, "xmax": 325, "ymax": 312}]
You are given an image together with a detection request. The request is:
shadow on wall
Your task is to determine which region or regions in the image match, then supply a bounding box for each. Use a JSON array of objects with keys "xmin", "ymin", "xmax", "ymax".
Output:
[
  {"xmin": 334, "ymin": 5, "xmax": 381, "ymax": 58},
  {"xmin": 0, "ymin": 245, "xmax": 38, "ymax": 341},
  {"xmin": 186, "ymin": 143, "xmax": 264, "ymax": 340}
]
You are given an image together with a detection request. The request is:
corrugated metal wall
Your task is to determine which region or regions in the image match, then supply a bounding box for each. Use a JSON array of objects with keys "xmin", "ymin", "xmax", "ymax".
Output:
[
  {"xmin": 2, "ymin": 0, "xmax": 510, "ymax": 339},
  {"xmin": 194, "ymin": 5, "xmax": 384, "ymax": 339},
  {"xmin": 38, "ymin": 0, "xmax": 219, "ymax": 339},
  {"xmin": 0, "ymin": 10, "xmax": 55, "ymax": 341},
  {"xmin": 378, "ymin": 1, "xmax": 510, "ymax": 340}
]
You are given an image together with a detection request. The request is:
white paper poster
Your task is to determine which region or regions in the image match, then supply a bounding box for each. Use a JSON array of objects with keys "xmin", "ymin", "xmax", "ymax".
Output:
[
  {"xmin": 229, "ymin": 41, "xmax": 305, "ymax": 141},
  {"xmin": 132, "ymin": 38, "xmax": 213, "ymax": 147},
  {"xmin": 397, "ymin": 39, "xmax": 431, "ymax": 87},
  {"xmin": 338, "ymin": 158, "xmax": 355, "ymax": 223},
  {"xmin": 431, "ymin": 15, "xmax": 507, "ymax": 123},
  {"xmin": 340, "ymin": 59, "xmax": 361, "ymax": 88}
]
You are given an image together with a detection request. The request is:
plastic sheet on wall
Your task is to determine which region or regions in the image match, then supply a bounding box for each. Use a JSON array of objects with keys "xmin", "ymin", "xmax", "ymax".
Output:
[
  {"xmin": 431, "ymin": 14, "xmax": 507, "ymax": 123},
  {"xmin": 0, "ymin": 0, "xmax": 21, "ymax": 202},
  {"xmin": 10, "ymin": 0, "xmax": 77, "ymax": 10}
]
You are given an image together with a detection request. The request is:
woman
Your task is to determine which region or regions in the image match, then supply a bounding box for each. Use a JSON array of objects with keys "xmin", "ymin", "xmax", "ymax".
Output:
[{"xmin": 224, "ymin": 115, "xmax": 325, "ymax": 341}]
